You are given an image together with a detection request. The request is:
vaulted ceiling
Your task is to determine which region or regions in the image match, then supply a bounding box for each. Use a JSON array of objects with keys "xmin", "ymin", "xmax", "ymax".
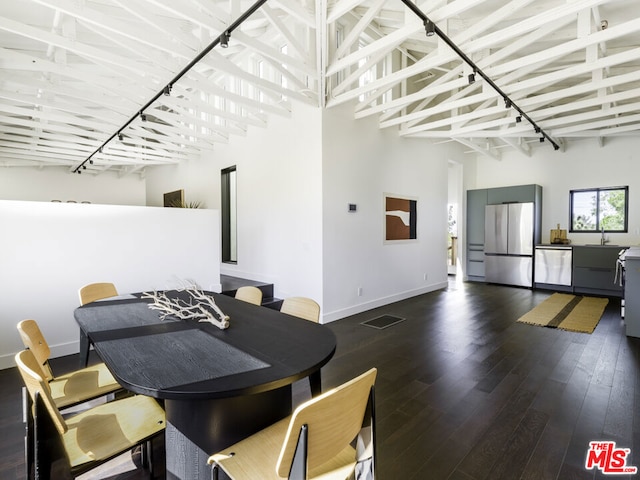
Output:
[{"xmin": 1, "ymin": 0, "xmax": 639, "ymax": 175}]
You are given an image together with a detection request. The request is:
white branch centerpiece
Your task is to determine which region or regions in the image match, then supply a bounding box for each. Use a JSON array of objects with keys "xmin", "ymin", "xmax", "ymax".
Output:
[{"xmin": 141, "ymin": 286, "xmax": 230, "ymax": 330}]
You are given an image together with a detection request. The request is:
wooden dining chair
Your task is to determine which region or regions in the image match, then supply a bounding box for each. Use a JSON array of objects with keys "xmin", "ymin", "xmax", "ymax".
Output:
[
  {"xmin": 16, "ymin": 349, "xmax": 165, "ymax": 480},
  {"xmin": 280, "ymin": 297, "xmax": 322, "ymax": 395},
  {"xmin": 78, "ymin": 282, "xmax": 118, "ymax": 306},
  {"xmin": 235, "ymin": 286, "xmax": 263, "ymax": 306},
  {"xmin": 17, "ymin": 319, "xmax": 121, "ymax": 409},
  {"xmin": 280, "ymin": 297, "xmax": 320, "ymax": 323},
  {"xmin": 208, "ymin": 367, "xmax": 377, "ymax": 480}
]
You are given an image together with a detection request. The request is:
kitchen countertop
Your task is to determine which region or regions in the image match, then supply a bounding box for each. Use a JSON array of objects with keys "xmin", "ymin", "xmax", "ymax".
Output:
[{"xmin": 624, "ymin": 247, "xmax": 640, "ymax": 259}]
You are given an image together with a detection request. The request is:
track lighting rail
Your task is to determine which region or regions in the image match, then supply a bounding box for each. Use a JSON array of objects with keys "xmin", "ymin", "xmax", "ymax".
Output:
[{"xmin": 400, "ymin": 0, "xmax": 560, "ymax": 151}]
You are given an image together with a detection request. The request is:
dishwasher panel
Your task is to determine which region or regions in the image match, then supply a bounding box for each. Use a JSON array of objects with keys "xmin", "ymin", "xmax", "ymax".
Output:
[{"xmin": 534, "ymin": 247, "xmax": 572, "ymax": 286}]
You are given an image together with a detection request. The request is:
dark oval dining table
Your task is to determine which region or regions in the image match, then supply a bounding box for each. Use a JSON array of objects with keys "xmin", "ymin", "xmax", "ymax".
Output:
[{"xmin": 74, "ymin": 290, "xmax": 336, "ymax": 480}]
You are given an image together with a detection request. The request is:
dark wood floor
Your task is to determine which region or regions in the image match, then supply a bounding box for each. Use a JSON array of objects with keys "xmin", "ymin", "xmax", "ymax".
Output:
[{"xmin": 2, "ymin": 279, "xmax": 638, "ymax": 479}]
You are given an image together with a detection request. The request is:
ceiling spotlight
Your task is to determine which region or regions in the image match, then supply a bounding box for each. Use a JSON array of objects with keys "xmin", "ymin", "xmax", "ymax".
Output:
[
  {"xmin": 553, "ymin": 144, "xmax": 560, "ymax": 151},
  {"xmin": 534, "ymin": 126, "xmax": 541, "ymax": 133},
  {"xmin": 163, "ymin": 85, "xmax": 171, "ymax": 96},
  {"xmin": 468, "ymin": 73, "xmax": 475, "ymax": 84},
  {"xmin": 89, "ymin": 159, "xmax": 94, "ymax": 165},
  {"xmin": 141, "ymin": 113, "xmax": 147, "ymax": 122},
  {"xmin": 540, "ymin": 137, "xmax": 545, "ymax": 143},
  {"xmin": 77, "ymin": 170, "xmax": 82, "ymax": 174},
  {"xmin": 118, "ymin": 133, "xmax": 124, "ymax": 141},
  {"xmin": 515, "ymin": 116, "xmax": 522, "ymax": 123},
  {"xmin": 82, "ymin": 165, "xmax": 87, "ymax": 169},
  {"xmin": 220, "ymin": 31, "xmax": 230, "ymax": 48},
  {"xmin": 504, "ymin": 98, "xmax": 512, "ymax": 108},
  {"xmin": 424, "ymin": 19, "xmax": 435, "ymax": 37}
]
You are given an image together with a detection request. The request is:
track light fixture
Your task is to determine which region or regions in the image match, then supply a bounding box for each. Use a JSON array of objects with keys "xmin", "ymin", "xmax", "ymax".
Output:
[
  {"xmin": 163, "ymin": 85, "xmax": 171, "ymax": 96},
  {"xmin": 534, "ymin": 127, "xmax": 541, "ymax": 133},
  {"xmin": 82, "ymin": 165, "xmax": 86, "ymax": 169},
  {"xmin": 553, "ymin": 144, "xmax": 560, "ymax": 151},
  {"xmin": 468, "ymin": 72, "xmax": 475, "ymax": 84},
  {"xmin": 540, "ymin": 137, "xmax": 545, "ymax": 143},
  {"xmin": 504, "ymin": 98, "xmax": 512, "ymax": 108},
  {"xmin": 424, "ymin": 18, "xmax": 435, "ymax": 37},
  {"xmin": 118, "ymin": 133, "xmax": 124, "ymax": 141},
  {"xmin": 220, "ymin": 31, "xmax": 230, "ymax": 48},
  {"xmin": 89, "ymin": 159, "xmax": 93, "ymax": 165},
  {"xmin": 515, "ymin": 116, "xmax": 522, "ymax": 123},
  {"xmin": 140, "ymin": 113, "xmax": 147, "ymax": 122}
]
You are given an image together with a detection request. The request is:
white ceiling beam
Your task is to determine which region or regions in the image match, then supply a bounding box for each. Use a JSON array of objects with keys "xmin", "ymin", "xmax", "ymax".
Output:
[
  {"xmin": 453, "ymin": 138, "xmax": 501, "ymax": 161},
  {"xmin": 0, "ymin": 16, "xmax": 165, "ymax": 79}
]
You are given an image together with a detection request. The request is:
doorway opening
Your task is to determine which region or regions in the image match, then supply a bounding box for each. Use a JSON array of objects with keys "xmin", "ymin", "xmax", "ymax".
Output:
[{"xmin": 448, "ymin": 161, "xmax": 464, "ymax": 277}]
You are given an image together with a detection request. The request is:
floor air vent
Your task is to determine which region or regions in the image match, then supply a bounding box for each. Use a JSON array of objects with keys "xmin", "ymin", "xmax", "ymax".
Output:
[{"xmin": 361, "ymin": 315, "xmax": 405, "ymax": 330}]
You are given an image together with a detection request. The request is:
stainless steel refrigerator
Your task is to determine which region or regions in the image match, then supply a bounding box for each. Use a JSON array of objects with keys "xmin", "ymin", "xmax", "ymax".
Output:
[{"xmin": 484, "ymin": 203, "xmax": 535, "ymax": 287}]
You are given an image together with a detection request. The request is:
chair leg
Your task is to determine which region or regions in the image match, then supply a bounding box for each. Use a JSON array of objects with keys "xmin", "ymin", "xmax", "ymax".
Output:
[
  {"xmin": 79, "ymin": 331, "xmax": 90, "ymax": 368},
  {"xmin": 308, "ymin": 370, "xmax": 322, "ymax": 397},
  {"xmin": 23, "ymin": 387, "xmax": 33, "ymax": 480}
]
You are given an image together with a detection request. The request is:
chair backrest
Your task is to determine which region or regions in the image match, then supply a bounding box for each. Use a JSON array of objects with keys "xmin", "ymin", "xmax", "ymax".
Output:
[
  {"xmin": 280, "ymin": 297, "xmax": 320, "ymax": 323},
  {"xmin": 15, "ymin": 349, "xmax": 67, "ymax": 434},
  {"xmin": 78, "ymin": 282, "xmax": 118, "ymax": 306},
  {"xmin": 276, "ymin": 367, "xmax": 377, "ymax": 477},
  {"xmin": 17, "ymin": 319, "xmax": 54, "ymax": 381},
  {"xmin": 235, "ymin": 286, "xmax": 263, "ymax": 306}
]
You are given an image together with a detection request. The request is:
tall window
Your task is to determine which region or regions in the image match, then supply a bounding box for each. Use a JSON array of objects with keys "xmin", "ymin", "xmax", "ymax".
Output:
[
  {"xmin": 570, "ymin": 186, "xmax": 628, "ymax": 232},
  {"xmin": 221, "ymin": 166, "xmax": 237, "ymax": 263}
]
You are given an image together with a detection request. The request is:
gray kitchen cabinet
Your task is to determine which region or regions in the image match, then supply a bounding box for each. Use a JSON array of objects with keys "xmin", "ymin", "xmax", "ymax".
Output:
[
  {"xmin": 572, "ymin": 246, "xmax": 625, "ymax": 297},
  {"xmin": 487, "ymin": 184, "xmax": 541, "ymax": 205},
  {"xmin": 466, "ymin": 189, "xmax": 487, "ymax": 281},
  {"xmin": 624, "ymin": 249, "xmax": 640, "ymax": 337},
  {"xmin": 466, "ymin": 185, "xmax": 542, "ymax": 284}
]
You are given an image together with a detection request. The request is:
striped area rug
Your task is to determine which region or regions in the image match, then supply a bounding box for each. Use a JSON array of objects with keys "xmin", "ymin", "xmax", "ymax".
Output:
[{"xmin": 517, "ymin": 293, "xmax": 609, "ymax": 333}]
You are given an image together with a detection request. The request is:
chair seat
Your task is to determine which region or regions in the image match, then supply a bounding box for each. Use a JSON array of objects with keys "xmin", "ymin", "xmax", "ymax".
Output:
[
  {"xmin": 211, "ymin": 416, "xmax": 357, "ymax": 480},
  {"xmin": 50, "ymin": 362, "xmax": 121, "ymax": 409},
  {"xmin": 63, "ymin": 394, "xmax": 165, "ymax": 474}
]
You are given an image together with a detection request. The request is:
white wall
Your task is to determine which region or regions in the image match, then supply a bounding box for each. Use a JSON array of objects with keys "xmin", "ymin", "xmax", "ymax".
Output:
[
  {"xmin": 473, "ymin": 137, "xmax": 640, "ymax": 247},
  {"xmin": 145, "ymin": 103, "xmax": 324, "ymax": 303},
  {"xmin": 0, "ymin": 200, "xmax": 220, "ymax": 369},
  {"xmin": 321, "ymin": 102, "xmax": 457, "ymax": 321},
  {"xmin": 145, "ymin": 101, "xmax": 464, "ymax": 323},
  {"xmin": 0, "ymin": 167, "xmax": 146, "ymax": 205}
]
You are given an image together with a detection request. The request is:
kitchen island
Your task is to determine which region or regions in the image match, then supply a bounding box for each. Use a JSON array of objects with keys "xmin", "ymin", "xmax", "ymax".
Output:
[{"xmin": 624, "ymin": 247, "xmax": 640, "ymax": 337}]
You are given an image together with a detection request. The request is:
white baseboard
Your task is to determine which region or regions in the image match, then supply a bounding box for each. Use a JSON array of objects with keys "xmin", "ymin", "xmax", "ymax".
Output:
[
  {"xmin": 1, "ymin": 341, "xmax": 80, "ymax": 370},
  {"xmin": 321, "ymin": 282, "xmax": 447, "ymax": 323}
]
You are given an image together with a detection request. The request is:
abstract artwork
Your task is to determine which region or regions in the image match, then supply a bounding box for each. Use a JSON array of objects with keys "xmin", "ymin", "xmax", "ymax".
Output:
[
  {"xmin": 384, "ymin": 194, "xmax": 417, "ymax": 242},
  {"xmin": 164, "ymin": 189, "xmax": 184, "ymax": 207}
]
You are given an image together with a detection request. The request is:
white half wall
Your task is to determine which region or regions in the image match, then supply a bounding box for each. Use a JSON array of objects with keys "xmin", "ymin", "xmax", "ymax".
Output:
[
  {"xmin": 0, "ymin": 200, "xmax": 220, "ymax": 369},
  {"xmin": 473, "ymin": 137, "xmax": 640, "ymax": 247}
]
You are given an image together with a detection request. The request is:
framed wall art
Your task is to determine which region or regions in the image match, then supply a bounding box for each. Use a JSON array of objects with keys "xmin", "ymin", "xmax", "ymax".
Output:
[{"xmin": 384, "ymin": 194, "xmax": 417, "ymax": 243}]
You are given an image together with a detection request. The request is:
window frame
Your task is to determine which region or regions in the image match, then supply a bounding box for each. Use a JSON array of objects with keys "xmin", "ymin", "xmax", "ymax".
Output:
[{"xmin": 569, "ymin": 185, "xmax": 629, "ymax": 233}]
